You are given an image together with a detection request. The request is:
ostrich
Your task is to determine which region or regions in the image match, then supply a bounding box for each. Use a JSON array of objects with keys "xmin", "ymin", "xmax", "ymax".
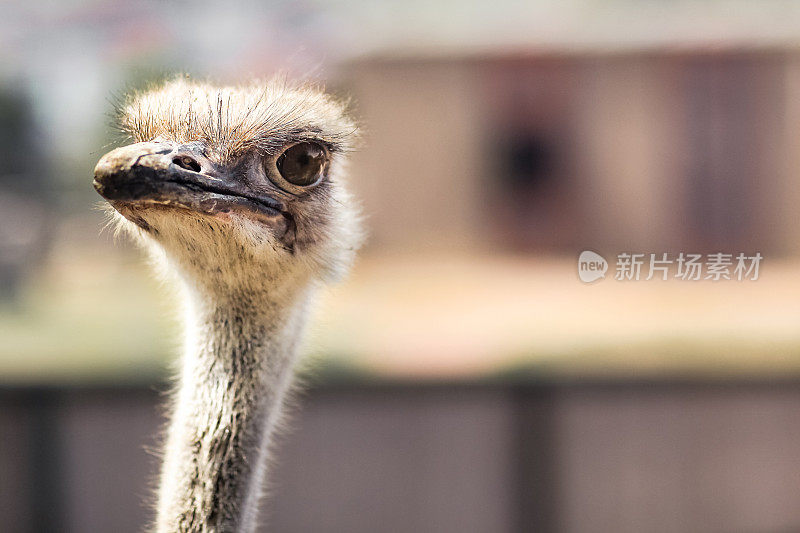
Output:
[{"xmin": 93, "ymin": 78, "xmax": 361, "ymax": 532}]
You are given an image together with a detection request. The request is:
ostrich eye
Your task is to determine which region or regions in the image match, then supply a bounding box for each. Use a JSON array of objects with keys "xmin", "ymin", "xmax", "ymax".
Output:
[{"xmin": 276, "ymin": 142, "xmax": 327, "ymax": 187}]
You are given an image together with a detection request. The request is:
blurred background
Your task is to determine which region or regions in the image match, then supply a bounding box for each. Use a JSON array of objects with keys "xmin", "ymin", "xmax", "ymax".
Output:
[{"xmin": 3, "ymin": 1, "xmax": 800, "ymax": 532}]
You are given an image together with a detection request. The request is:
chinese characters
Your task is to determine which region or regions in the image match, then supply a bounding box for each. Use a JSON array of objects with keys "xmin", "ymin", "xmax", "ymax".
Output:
[{"xmin": 613, "ymin": 252, "xmax": 762, "ymax": 281}]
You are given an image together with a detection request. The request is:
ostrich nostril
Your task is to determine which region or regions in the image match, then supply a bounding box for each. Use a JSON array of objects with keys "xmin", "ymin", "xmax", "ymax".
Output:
[{"xmin": 173, "ymin": 155, "xmax": 201, "ymax": 173}]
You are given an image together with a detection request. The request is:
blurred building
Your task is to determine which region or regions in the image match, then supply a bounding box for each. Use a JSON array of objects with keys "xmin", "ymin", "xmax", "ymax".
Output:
[{"xmin": 346, "ymin": 48, "xmax": 800, "ymax": 255}]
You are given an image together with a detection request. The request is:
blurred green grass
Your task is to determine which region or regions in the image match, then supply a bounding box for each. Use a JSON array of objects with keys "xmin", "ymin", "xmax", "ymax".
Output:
[
  {"xmin": 0, "ymin": 250, "xmax": 174, "ymax": 383},
  {"xmin": 3, "ymin": 245, "xmax": 800, "ymax": 384}
]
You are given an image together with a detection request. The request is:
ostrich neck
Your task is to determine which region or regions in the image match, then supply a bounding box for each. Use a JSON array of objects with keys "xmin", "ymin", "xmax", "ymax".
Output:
[{"xmin": 155, "ymin": 274, "xmax": 313, "ymax": 533}]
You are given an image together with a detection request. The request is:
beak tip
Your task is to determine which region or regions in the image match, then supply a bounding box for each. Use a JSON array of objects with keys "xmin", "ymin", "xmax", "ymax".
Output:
[{"xmin": 93, "ymin": 141, "xmax": 173, "ymax": 199}]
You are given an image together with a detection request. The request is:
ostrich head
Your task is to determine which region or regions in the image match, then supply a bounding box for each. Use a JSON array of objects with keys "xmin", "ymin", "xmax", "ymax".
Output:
[{"xmin": 94, "ymin": 78, "xmax": 361, "ymax": 294}]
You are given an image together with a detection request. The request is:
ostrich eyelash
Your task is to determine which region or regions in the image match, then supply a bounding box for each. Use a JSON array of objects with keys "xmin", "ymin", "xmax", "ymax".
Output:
[{"xmin": 117, "ymin": 78, "xmax": 359, "ymax": 159}]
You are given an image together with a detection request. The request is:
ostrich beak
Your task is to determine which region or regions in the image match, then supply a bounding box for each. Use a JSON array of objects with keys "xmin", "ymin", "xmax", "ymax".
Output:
[{"xmin": 93, "ymin": 142, "xmax": 285, "ymax": 222}]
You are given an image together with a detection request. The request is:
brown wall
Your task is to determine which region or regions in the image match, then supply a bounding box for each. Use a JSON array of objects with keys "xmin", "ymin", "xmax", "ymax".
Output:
[
  {"xmin": 3, "ymin": 381, "xmax": 800, "ymax": 532},
  {"xmin": 344, "ymin": 51, "xmax": 800, "ymax": 256}
]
